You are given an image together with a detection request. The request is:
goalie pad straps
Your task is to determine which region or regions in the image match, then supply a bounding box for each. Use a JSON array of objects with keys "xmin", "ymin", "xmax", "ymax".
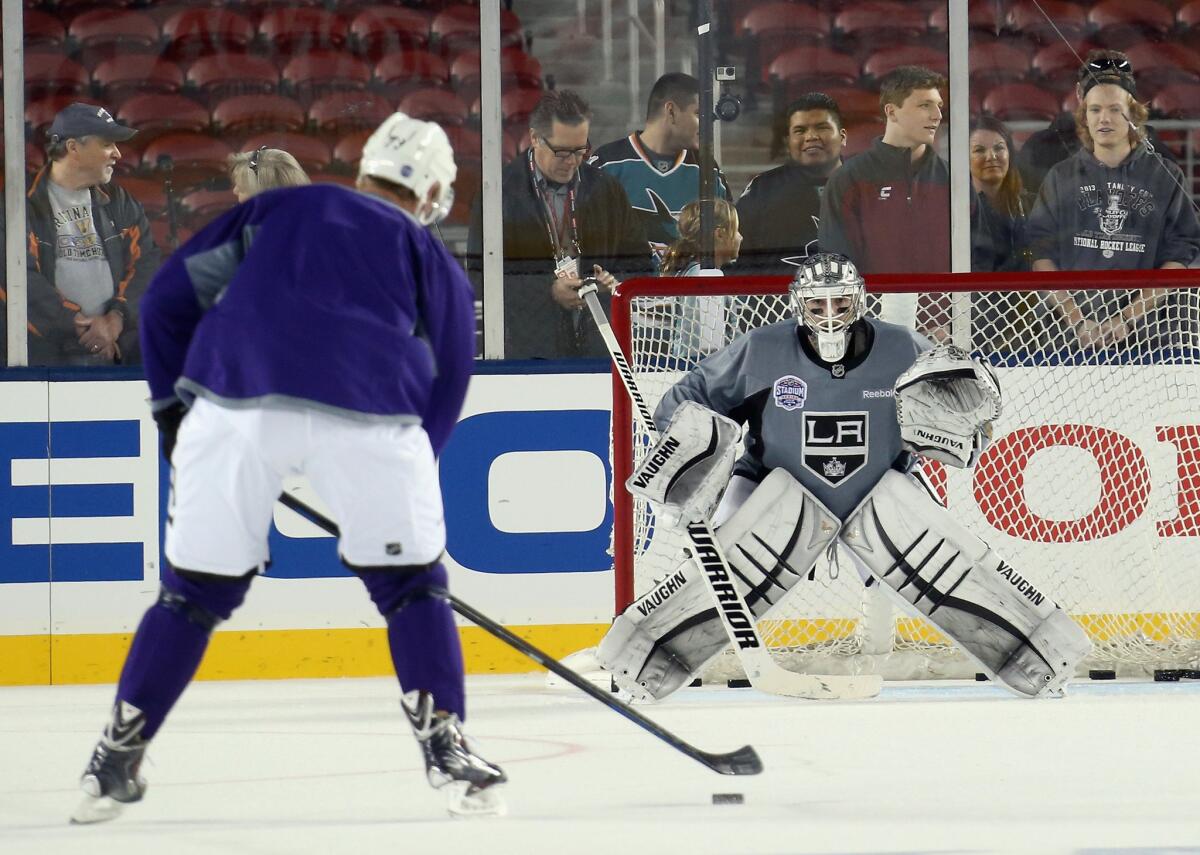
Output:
[
  {"xmin": 598, "ymin": 468, "xmax": 840, "ymax": 701},
  {"xmin": 627, "ymin": 400, "xmax": 742, "ymax": 528},
  {"xmin": 894, "ymin": 344, "xmax": 1003, "ymax": 469},
  {"xmin": 841, "ymin": 471, "xmax": 1091, "ymax": 698}
]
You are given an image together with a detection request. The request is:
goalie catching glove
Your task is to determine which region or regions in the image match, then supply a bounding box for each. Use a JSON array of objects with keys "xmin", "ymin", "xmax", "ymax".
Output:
[
  {"xmin": 895, "ymin": 344, "xmax": 1002, "ymax": 468},
  {"xmin": 627, "ymin": 401, "xmax": 742, "ymax": 528}
]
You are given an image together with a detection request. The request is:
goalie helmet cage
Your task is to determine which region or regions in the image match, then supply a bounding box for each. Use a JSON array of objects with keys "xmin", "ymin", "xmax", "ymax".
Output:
[{"xmin": 610, "ymin": 270, "xmax": 1200, "ymax": 680}]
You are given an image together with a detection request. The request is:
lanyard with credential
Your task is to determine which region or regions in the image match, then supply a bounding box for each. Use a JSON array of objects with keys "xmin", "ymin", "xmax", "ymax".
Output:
[{"xmin": 527, "ymin": 151, "xmax": 580, "ymax": 260}]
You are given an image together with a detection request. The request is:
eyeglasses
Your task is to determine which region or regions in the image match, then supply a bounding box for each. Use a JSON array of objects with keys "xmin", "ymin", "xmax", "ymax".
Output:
[
  {"xmin": 248, "ymin": 145, "xmax": 268, "ymax": 174},
  {"xmin": 537, "ymin": 137, "xmax": 591, "ymax": 161},
  {"xmin": 1085, "ymin": 57, "xmax": 1132, "ymax": 75}
]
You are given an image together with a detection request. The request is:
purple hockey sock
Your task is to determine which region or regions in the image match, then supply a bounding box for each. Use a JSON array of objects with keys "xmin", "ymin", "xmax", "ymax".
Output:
[
  {"xmin": 357, "ymin": 562, "xmax": 466, "ymax": 720},
  {"xmin": 115, "ymin": 567, "xmax": 252, "ymax": 740}
]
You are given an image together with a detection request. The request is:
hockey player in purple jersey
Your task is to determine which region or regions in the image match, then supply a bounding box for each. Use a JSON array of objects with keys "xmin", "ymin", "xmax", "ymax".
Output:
[{"xmin": 72, "ymin": 113, "xmax": 505, "ymax": 823}]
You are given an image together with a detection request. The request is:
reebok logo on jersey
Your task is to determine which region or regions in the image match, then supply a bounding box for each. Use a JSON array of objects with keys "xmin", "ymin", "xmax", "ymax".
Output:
[
  {"xmin": 863, "ymin": 389, "xmax": 893, "ymax": 399},
  {"xmin": 772, "ymin": 375, "xmax": 807, "ymax": 411}
]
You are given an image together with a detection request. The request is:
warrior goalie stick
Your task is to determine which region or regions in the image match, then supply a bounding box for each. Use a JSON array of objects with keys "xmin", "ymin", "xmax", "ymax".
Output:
[
  {"xmin": 276, "ymin": 491, "xmax": 762, "ymax": 777},
  {"xmin": 580, "ymin": 279, "xmax": 882, "ymax": 701}
]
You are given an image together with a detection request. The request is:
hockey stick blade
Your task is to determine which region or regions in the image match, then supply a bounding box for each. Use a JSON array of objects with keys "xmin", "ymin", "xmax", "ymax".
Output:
[
  {"xmin": 581, "ymin": 282, "xmax": 882, "ymax": 702},
  {"xmin": 276, "ymin": 491, "xmax": 763, "ymax": 776}
]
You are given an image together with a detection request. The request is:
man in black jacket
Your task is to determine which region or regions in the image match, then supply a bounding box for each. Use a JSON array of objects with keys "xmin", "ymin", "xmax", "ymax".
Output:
[
  {"xmin": 1, "ymin": 103, "xmax": 160, "ymax": 366},
  {"xmin": 737, "ymin": 92, "xmax": 846, "ymax": 274},
  {"xmin": 467, "ymin": 90, "xmax": 652, "ymax": 359}
]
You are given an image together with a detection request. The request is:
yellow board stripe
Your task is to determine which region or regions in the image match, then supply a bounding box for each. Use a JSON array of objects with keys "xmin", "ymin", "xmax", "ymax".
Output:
[{"xmin": 0, "ymin": 624, "xmax": 609, "ymax": 686}]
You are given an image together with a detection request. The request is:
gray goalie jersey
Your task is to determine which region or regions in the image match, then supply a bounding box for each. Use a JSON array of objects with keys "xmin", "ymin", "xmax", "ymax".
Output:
[{"xmin": 655, "ymin": 318, "xmax": 932, "ymax": 519}]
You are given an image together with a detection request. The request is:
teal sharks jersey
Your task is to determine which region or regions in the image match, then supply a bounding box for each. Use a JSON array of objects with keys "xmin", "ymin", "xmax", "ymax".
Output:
[{"xmin": 588, "ymin": 133, "xmax": 730, "ymax": 258}]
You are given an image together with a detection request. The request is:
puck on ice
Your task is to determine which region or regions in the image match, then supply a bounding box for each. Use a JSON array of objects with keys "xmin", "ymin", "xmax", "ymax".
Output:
[
  {"xmin": 1088, "ymin": 669, "xmax": 1116, "ymax": 680},
  {"xmin": 712, "ymin": 793, "xmax": 744, "ymax": 805}
]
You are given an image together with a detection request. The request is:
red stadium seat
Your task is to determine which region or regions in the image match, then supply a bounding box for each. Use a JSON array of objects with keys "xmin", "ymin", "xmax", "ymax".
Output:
[
  {"xmin": 307, "ymin": 92, "xmax": 393, "ymax": 134},
  {"xmin": 25, "ymin": 95, "xmax": 78, "ymax": 138},
  {"xmin": 815, "ymin": 87, "xmax": 881, "ymax": 124},
  {"xmin": 25, "ymin": 9, "xmax": 67, "ymax": 51},
  {"xmin": 497, "ymin": 87, "xmax": 544, "ymax": 127},
  {"xmin": 1088, "ymin": 0, "xmax": 1174, "ymax": 50},
  {"xmin": 258, "ymin": 7, "xmax": 349, "ymax": 55},
  {"xmin": 25, "ymin": 53, "xmax": 90, "ymax": 100},
  {"xmin": 67, "ymin": 9, "xmax": 160, "ymax": 63},
  {"xmin": 332, "ymin": 129, "xmax": 372, "ymax": 169},
  {"xmin": 117, "ymin": 175, "xmax": 169, "ymax": 218},
  {"xmin": 179, "ymin": 188, "xmax": 238, "ymax": 228},
  {"xmin": 841, "ymin": 122, "xmax": 882, "ymax": 159},
  {"xmin": 282, "ymin": 51, "xmax": 372, "ymax": 102},
  {"xmin": 186, "ymin": 54, "xmax": 280, "ymax": 104},
  {"xmin": 117, "ymin": 94, "xmax": 210, "ymax": 141},
  {"xmin": 1006, "ymin": 1, "xmax": 1087, "ymax": 45},
  {"xmin": 1123, "ymin": 42, "xmax": 1200, "ymax": 94},
  {"xmin": 212, "ymin": 93, "xmax": 307, "ymax": 135},
  {"xmin": 310, "ymin": 172, "xmax": 358, "ymax": 189},
  {"xmin": 242, "ymin": 132, "xmax": 332, "ymax": 173},
  {"xmin": 399, "ymin": 87, "xmax": 469, "ymax": 126},
  {"xmin": 969, "ymin": 41, "xmax": 1031, "ymax": 84},
  {"xmin": 349, "ymin": 6, "xmax": 430, "ymax": 60},
  {"xmin": 161, "ymin": 8, "xmax": 255, "ymax": 60},
  {"xmin": 928, "ymin": 3, "xmax": 1000, "ymax": 35},
  {"xmin": 1031, "ymin": 42, "xmax": 1098, "ymax": 81},
  {"xmin": 431, "ymin": 4, "xmax": 522, "ymax": 57},
  {"xmin": 93, "ymin": 56, "xmax": 185, "ymax": 103},
  {"xmin": 373, "ymin": 50, "xmax": 450, "ymax": 97},
  {"xmin": 767, "ymin": 46, "xmax": 862, "ymax": 88},
  {"xmin": 1181, "ymin": 1, "xmax": 1200, "ymax": 30},
  {"xmin": 449, "ymin": 48, "xmax": 540, "ymax": 94},
  {"xmin": 443, "ymin": 125, "xmax": 482, "ymax": 162},
  {"xmin": 1152, "ymin": 83, "xmax": 1200, "ymax": 119},
  {"xmin": 862, "ymin": 46, "xmax": 948, "ymax": 83},
  {"xmin": 141, "ymin": 132, "xmax": 233, "ymax": 188},
  {"xmin": 834, "ymin": 2, "xmax": 928, "ymax": 53},
  {"xmin": 447, "ymin": 163, "xmax": 479, "ymax": 225},
  {"xmin": 982, "ymin": 82, "xmax": 1061, "ymax": 121},
  {"xmin": 740, "ymin": 3, "xmax": 831, "ymax": 70}
]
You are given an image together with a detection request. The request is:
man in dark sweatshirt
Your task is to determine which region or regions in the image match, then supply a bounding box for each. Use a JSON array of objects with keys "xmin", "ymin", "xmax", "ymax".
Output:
[
  {"xmin": 818, "ymin": 66, "xmax": 949, "ymax": 275},
  {"xmin": 1027, "ymin": 57, "xmax": 1200, "ymax": 351}
]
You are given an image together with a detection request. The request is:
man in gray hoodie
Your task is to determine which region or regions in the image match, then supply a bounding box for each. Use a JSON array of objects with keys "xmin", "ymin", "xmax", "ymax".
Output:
[{"xmin": 1026, "ymin": 54, "xmax": 1200, "ymax": 351}]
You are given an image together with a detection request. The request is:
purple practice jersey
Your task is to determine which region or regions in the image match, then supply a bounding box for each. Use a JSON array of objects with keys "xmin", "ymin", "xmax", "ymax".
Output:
[{"xmin": 139, "ymin": 183, "xmax": 475, "ymax": 455}]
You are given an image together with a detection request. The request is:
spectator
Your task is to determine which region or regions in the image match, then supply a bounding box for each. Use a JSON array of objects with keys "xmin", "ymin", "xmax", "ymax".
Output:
[
  {"xmin": 228, "ymin": 146, "xmax": 311, "ymax": 201},
  {"xmin": 589, "ymin": 72, "xmax": 730, "ymax": 261},
  {"xmin": 466, "ymin": 90, "xmax": 651, "ymax": 359},
  {"xmin": 1026, "ymin": 56, "xmax": 1200, "ymax": 351},
  {"xmin": 818, "ymin": 66, "xmax": 949, "ymax": 275},
  {"xmin": 737, "ymin": 93, "xmax": 847, "ymax": 274},
  {"xmin": 0, "ymin": 103, "xmax": 159, "ymax": 366},
  {"xmin": 660, "ymin": 198, "xmax": 742, "ymax": 359},
  {"xmin": 1016, "ymin": 50, "xmax": 1178, "ymax": 196}
]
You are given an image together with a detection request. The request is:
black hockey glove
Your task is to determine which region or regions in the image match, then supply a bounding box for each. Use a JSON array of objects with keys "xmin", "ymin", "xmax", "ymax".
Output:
[{"xmin": 153, "ymin": 402, "xmax": 188, "ymax": 463}]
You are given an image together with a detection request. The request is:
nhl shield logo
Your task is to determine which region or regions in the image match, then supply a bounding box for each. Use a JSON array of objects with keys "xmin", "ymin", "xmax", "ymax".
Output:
[{"xmin": 773, "ymin": 375, "xmax": 808, "ymax": 411}]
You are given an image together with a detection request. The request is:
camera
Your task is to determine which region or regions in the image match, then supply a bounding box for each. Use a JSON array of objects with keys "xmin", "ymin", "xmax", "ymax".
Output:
[{"xmin": 715, "ymin": 66, "xmax": 737, "ymax": 82}]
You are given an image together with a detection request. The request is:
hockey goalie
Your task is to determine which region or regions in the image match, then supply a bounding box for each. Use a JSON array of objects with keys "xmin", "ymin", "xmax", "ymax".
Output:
[{"xmin": 599, "ymin": 252, "xmax": 1092, "ymax": 702}]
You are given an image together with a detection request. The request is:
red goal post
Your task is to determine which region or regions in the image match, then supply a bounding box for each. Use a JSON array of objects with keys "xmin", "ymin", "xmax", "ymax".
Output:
[{"xmin": 609, "ymin": 268, "xmax": 1200, "ymax": 680}]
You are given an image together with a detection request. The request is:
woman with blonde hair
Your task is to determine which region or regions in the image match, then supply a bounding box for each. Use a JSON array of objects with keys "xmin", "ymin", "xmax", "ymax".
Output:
[
  {"xmin": 659, "ymin": 198, "xmax": 742, "ymax": 357},
  {"xmin": 228, "ymin": 146, "xmax": 310, "ymax": 202}
]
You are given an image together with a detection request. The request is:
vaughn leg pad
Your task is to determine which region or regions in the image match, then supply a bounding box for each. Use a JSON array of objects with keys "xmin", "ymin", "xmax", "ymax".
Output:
[
  {"xmin": 598, "ymin": 468, "xmax": 840, "ymax": 701},
  {"xmin": 841, "ymin": 471, "xmax": 1091, "ymax": 697}
]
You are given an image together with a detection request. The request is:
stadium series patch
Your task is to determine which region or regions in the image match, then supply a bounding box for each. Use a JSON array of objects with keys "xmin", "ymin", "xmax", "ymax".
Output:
[{"xmin": 773, "ymin": 375, "xmax": 808, "ymax": 411}]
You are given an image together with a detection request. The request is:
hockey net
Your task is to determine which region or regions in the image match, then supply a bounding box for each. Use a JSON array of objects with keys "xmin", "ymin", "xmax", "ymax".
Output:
[{"xmin": 610, "ymin": 271, "xmax": 1200, "ymax": 680}]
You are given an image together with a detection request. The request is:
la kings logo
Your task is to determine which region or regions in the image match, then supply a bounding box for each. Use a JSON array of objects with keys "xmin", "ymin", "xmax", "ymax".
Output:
[{"xmin": 802, "ymin": 412, "xmax": 868, "ymax": 487}]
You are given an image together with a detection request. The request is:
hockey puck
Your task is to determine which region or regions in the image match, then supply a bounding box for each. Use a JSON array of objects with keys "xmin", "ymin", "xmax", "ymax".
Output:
[
  {"xmin": 712, "ymin": 793, "xmax": 744, "ymax": 805},
  {"xmin": 1088, "ymin": 669, "xmax": 1117, "ymax": 680},
  {"xmin": 1154, "ymin": 669, "xmax": 1183, "ymax": 682},
  {"xmin": 726, "ymin": 678, "xmax": 751, "ymax": 689}
]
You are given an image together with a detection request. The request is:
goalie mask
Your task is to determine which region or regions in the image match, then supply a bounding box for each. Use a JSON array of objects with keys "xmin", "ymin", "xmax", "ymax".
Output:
[
  {"xmin": 360, "ymin": 112, "xmax": 457, "ymax": 226},
  {"xmin": 789, "ymin": 253, "xmax": 866, "ymax": 362}
]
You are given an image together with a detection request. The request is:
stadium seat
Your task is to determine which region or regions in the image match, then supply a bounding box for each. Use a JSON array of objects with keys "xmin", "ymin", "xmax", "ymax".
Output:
[
  {"xmin": 186, "ymin": 54, "xmax": 280, "ymax": 104},
  {"xmin": 1088, "ymin": 0, "xmax": 1174, "ymax": 50},
  {"xmin": 161, "ymin": 8, "xmax": 255, "ymax": 60},
  {"xmin": 1031, "ymin": 42, "xmax": 1098, "ymax": 81},
  {"xmin": 841, "ymin": 122, "xmax": 882, "ymax": 159},
  {"xmin": 117, "ymin": 94, "xmax": 211, "ymax": 141},
  {"xmin": 497, "ymin": 87, "xmax": 544, "ymax": 127},
  {"xmin": 178, "ymin": 188, "xmax": 237, "ymax": 228},
  {"xmin": 116, "ymin": 175, "xmax": 169, "ymax": 218},
  {"xmin": 141, "ymin": 132, "xmax": 234, "ymax": 188},
  {"xmin": 258, "ymin": 7, "xmax": 349, "ymax": 55},
  {"xmin": 1152, "ymin": 82, "xmax": 1200, "ymax": 119},
  {"xmin": 67, "ymin": 8, "xmax": 160, "ymax": 64},
  {"xmin": 813, "ymin": 87, "xmax": 880, "ymax": 124},
  {"xmin": 310, "ymin": 172, "xmax": 358, "ymax": 189},
  {"xmin": 212, "ymin": 93, "xmax": 307, "ymax": 135},
  {"xmin": 740, "ymin": 3, "xmax": 831, "ymax": 76},
  {"xmin": 833, "ymin": 2, "xmax": 929, "ymax": 54},
  {"xmin": 282, "ymin": 51, "xmax": 372, "ymax": 102},
  {"xmin": 431, "ymin": 4, "xmax": 522, "ymax": 57},
  {"xmin": 981, "ymin": 82, "xmax": 1061, "ymax": 121},
  {"xmin": 767, "ymin": 46, "xmax": 861, "ymax": 88},
  {"xmin": 443, "ymin": 125, "xmax": 482, "ymax": 162},
  {"xmin": 449, "ymin": 48, "xmax": 541, "ymax": 94},
  {"xmin": 1006, "ymin": 1, "xmax": 1087, "ymax": 45},
  {"xmin": 1181, "ymin": 1, "xmax": 1200, "ymax": 31},
  {"xmin": 928, "ymin": 2, "xmax": 1001, "ymax": 35},
  {"xmin": 24, "ymin": 53, "xmax": 90, "ymax": 100},
  {"xmin": 503, "ymin": 125, "xmax": 525, "ymax": 162},
  {"xmin": 1123, "ymin": 42, "xmax": 1200, "ymax": 95},
  {"xmin": 349, "ymin": 6, "xmax": 431, "ymax": 60},
  {"xmin": 25, "ymin": 9, "xmax": 67, "ymax": 51},
  {"xmin": 332, "ymin": 129, "xmax": 372, "ymax": 170},
  {"xmin": 373, "ymin": 50, "xmax": 450, "ymax": 97},
  {"xmin": 307, "ymin": 92, "xmax": 392, "ymax": 134},
  {"xmin": 399, "ymin": 87, "xmax": 469, "ymax": 127},
  {"xmin": 447, "ymin": 163, "xmax": 479, "ymax": 225},
  {"xmin": 25, "ymin": 95, "xmax": 78, "ymax": 138},
  {"xmin": 969, "ymin": 41, "xmax": 1031, "ymax": 84},
  {"xmin": 861, "ymin": 46, "xmax": 948, "ymax": 84},
  {"xmin": 93, "ymin": 56, "xmax": 185, "ymax": 103},
  {"xmin": 242, "ymin": 132, "xmax": 332, "ymax": 173}
]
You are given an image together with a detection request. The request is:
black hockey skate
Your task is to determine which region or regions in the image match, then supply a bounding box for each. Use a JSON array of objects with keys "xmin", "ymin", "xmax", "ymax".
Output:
[
  {"xmin": 70, "ymin": 701, "xmax": 149, "ymax": 825},
  {"xmin": 401, "ymin": 690, "xmax": 506, "ymax": 817}
]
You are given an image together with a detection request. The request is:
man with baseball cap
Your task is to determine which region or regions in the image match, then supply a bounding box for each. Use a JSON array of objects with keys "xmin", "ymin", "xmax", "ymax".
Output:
[{"xmin": 0, "ymin": 102, "xmax": 158, "ymax": 365}]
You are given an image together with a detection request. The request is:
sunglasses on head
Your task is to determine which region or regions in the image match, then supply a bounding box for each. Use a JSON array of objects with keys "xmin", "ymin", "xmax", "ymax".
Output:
[
  {"xmin": 1079, "ymin": 57, "xmax": 1132, "ymax": 80},
  {"xmin": 248, "ymin": 145, "xmax": 267, "ymax": 174}
]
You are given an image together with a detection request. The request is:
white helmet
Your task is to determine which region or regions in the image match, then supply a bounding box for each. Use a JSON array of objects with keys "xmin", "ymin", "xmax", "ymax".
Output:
[
  {"xmin": 359, "ymin": 112, "xmax": 457, "ymax": 225},
  {"xmin": 789, "ymin": 252, "xmax": 866, "ymax": 362}
]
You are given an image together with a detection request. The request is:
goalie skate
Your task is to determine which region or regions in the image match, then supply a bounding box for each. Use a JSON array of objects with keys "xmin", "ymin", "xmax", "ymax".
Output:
[
  {"xmin": 402, "ymin": 690, "xmax": 507, "ymax": 818},
  {"xmin": 70, "ymin": 701, "xmax": 148, "ymax": 825}
]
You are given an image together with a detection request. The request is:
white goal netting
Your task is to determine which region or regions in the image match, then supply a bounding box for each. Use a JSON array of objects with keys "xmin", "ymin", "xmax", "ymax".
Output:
[{"xmin": 610, "ymin": 273, "xmax": 1200, "ymax": 680}]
